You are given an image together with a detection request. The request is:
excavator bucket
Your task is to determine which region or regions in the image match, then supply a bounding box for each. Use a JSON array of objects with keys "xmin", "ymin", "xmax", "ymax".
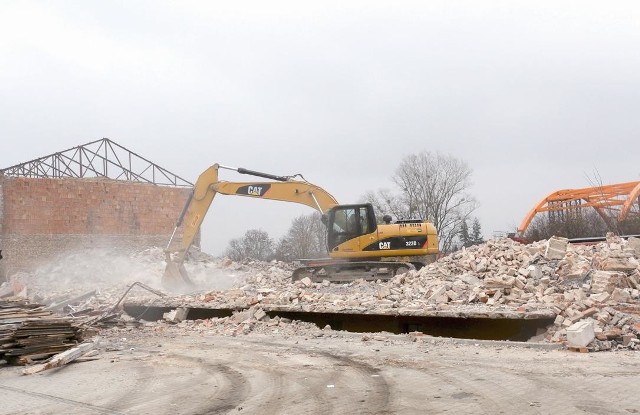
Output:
[{"xmin": 162, "ymin": 252, "xmax": 195, "ymax": 292}]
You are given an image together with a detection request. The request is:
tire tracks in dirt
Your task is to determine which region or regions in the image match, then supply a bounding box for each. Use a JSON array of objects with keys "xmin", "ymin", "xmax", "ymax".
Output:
[
  {"xmin": 370, "ymin": 352, "xmax": 539, "ymax": 414},
  {"xmin": 240, "ymin": 338, "xmax": 393, "ymax": 414},
  {"xmin": 164, "ymin": 354, "xmax": 250, "ymax": 414},
  {"xmin": 0, "ymin": 384, "xmax": 127, "ymax": 415}
]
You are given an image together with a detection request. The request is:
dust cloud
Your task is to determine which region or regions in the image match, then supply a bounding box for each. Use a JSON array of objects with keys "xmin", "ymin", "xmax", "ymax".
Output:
[{"xmin": 18, "ymin": 246, "xmax": 242, "ymax": 297}]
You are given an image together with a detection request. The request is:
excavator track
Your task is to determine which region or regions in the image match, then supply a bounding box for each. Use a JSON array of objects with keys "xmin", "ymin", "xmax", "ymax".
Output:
[{"xmin": 291, "ymin": 261, "xmax": 416, "ymax": 283}]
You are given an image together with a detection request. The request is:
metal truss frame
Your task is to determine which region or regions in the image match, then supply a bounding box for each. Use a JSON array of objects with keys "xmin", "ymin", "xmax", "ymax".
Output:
[
  {"xmin": 0, "ymin": 138, "xmax": 193, "ymax": 187},
  {"xmin": 518, "ymin": 181, "xmax": 640, "ymax": 234}
]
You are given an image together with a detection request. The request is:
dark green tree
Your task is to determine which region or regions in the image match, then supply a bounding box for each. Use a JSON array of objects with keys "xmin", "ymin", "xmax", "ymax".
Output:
[
  {"xmin": 459, "ymin": 219, "xmax": 471, "ymax": 248},
  {"xmin": 471, "ymin": 218, "xmax": 484, "ymax": 245}
]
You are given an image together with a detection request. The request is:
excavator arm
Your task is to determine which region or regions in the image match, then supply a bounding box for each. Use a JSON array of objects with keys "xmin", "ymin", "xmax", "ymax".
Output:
[{"xmin": 163, "ymin": 164, "xmax": 339, "ymax": 289}]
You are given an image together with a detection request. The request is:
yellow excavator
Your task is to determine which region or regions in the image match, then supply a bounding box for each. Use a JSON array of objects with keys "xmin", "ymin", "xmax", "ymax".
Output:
[{"xmin": 162, "ymin": 164, "xmax": 438, "ymax": 289}]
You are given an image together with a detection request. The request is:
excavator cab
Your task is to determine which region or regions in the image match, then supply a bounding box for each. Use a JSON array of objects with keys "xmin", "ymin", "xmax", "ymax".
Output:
[{"xmin": 326, "ymin": 204, "xmax": 377, "ymax": 250}]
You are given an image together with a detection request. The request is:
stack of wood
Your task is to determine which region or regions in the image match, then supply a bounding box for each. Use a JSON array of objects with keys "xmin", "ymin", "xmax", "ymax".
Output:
[{"xmin": 0, "ymin": 298, "xmax": 84, "ymax": 365}]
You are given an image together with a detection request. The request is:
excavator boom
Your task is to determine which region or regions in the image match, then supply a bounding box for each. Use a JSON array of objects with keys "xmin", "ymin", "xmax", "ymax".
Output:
[{"xmin": 162, "ymin": 164, "xmax": 338, "ymax": 289}]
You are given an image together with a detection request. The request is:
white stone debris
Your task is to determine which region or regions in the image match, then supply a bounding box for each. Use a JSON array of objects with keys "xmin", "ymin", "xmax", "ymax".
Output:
[
  {"xmin": 173, "ymin": 234, "xmax": 640, "ymax": 351},
  {"xmin": 163, "ymin": 307, "xmax": 188, "ymax": 323},
  {"xmin": 566, "ymin": 320, "xmax": 595, "ymax": 348},
  {"xmin": 12, "ymin": 234, "xmax": 640, "ymax": 351}
]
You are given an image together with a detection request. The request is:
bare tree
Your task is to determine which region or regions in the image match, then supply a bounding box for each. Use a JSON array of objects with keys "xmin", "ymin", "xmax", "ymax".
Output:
[
  {"xmin": 225, "ymin": 229, "xmax": 274, "ymax": 261},
  {"xmin": 583, "ymin": 168, "xmax": 622, "ymax": 234},
  {"xmin": 524, "ymin": 209, "xmax": 640, "ymax": 242},
  {"xmin": 361, "ymin": 189, "xmax": 408, "ymax": 223},
  {"xmin": 524, "ymin": 210, "xmax": 605, "ymax": 241},
  {"xmin": 365, "ymin": 151, "xmax": 478, "ymax": 252},
  {"xmin": 274, "ymin": 213, "xmax": 327, "ymax": 261}
]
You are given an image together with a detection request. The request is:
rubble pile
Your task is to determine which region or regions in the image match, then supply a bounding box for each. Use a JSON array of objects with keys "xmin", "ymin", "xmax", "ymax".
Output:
[
  {"xmin": 181, "ymin": 235, "xmax": 640, "ymax": 351},
  {"xmin": 409, "ymin": 235, "xmax": 640, "ymax": 350},
  {"xmin": 160, "ymin": 305, "xmax": 328, "ymax": 338},
  {"xmin": 5, "ymin": 236, "xmax": 639, "ymax": 352}
]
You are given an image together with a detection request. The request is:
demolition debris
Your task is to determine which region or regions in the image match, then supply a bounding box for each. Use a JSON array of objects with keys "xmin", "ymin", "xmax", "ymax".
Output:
[
  {"xmin": 137, "ymin": 234, "xmax": 640, "ymax": 352},
  {"xmin": 0, "ymin": 299, "xmax": 85, "ymax": 365},
  {"xmin": 2, "ymin": 235, "xmax": 640, "ymax": 363}
]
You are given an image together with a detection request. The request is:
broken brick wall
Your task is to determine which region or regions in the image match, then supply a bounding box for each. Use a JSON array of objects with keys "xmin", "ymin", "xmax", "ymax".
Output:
[
  {"xmin": 0, "ymin": 175, "xmax": 4, "ymax": 279},
  {"xmin": 0, "ymin": 175, "xmax": 194, "ymax": 279}
]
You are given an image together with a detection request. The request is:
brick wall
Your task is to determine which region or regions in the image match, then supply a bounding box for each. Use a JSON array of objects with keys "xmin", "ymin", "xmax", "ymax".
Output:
[
  {"xmin": 0, "ymin": 176, "xmax": 4, "ymax": 279},
  {"xmin": 0, "ymin": 176, "xmax": 194, "ymax": 279}
]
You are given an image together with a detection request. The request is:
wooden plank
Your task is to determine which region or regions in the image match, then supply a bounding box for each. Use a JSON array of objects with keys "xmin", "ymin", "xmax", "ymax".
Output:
[
  {"xmin": 23, "ymin": 338, "xmax": 100, "ymax": 375},
  {"xmin": 6, "ymin": 343, "xmax": 78, "ymax": 358},
  {"xmin": 1, "ymin": 299, "xmax": 85, "ymax": 366}
]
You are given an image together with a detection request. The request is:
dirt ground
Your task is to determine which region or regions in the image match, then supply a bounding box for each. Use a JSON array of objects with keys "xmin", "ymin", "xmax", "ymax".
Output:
[{"xmin": 1, "ymin": 326, "xmax": 639, "ymax": 415}]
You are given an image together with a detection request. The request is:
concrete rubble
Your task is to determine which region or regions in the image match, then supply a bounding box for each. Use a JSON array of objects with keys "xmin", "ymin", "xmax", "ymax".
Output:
[
  {"xmin": 566, "ymin": 320, "xmax": 595, "ymax": 348},
  {"xmin": 167, "ymin": 234, "xmax": 640, "ymax": 351},
  {"xmin": 4, "ymin": 235, "xmax": 640, "ymax": 353}
]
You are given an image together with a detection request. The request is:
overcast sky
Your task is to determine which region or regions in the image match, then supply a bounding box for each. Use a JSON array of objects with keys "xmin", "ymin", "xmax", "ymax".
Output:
[{"xmin": 1, "ymin": 1, "xmax": 639, "ymax": 255}]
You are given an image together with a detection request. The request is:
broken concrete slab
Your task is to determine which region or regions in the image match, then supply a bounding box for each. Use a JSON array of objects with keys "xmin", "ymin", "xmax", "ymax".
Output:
[
  {"xmin": 628, "ymin": 237, "xmax": 640, "ymax": 257},
  {"xmin": 591, "ymin": 271, "xmax": 627, "ymax": 294},
  {"xmin": 610, "ymin": 288, "xmax": 632, "ymax": 303},
  {"xmin": 566, "ymin": 321, "xmax": 595, "ymax": 348},
  {"xmin": 254, "ymin": 308, "xmax": 266, "ymax": 321},
  {"xmin": 545, "ymin": 236, "xmax": 568, "ymax": 260},
  {"xmin": 484, "ymin": 275, "xmax": 515, "ymax": 288},
  {"xmin": 298, "ymin": 277, "xmax": 312, "ymax": 287},
  {"xmin": 599, "ymin": 257, "xmax": 638, "ymax": 273},
  {"xmin": 163, "ymin": 307, "xmax": 188, "ymax": 323}
]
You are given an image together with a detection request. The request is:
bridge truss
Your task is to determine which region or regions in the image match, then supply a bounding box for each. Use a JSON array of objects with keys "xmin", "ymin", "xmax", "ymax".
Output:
[{"xmin": 518, "ymin": 181, "xmax": 640, "ymax": 235}]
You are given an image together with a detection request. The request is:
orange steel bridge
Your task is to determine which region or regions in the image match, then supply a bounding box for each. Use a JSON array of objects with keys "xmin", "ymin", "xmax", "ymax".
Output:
[{"xmin": 518, "ymin": 181, "xmax": 640, "ymax": 235}]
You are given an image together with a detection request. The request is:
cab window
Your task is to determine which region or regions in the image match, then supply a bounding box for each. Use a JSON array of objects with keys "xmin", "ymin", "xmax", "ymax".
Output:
[
  {"xmin": 328, "ymin": 205, "xmax": 376, "ymax": 250},
  {"xmin": 359, "ymin": 206, "xmax": 370, "ymax": 234}
]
